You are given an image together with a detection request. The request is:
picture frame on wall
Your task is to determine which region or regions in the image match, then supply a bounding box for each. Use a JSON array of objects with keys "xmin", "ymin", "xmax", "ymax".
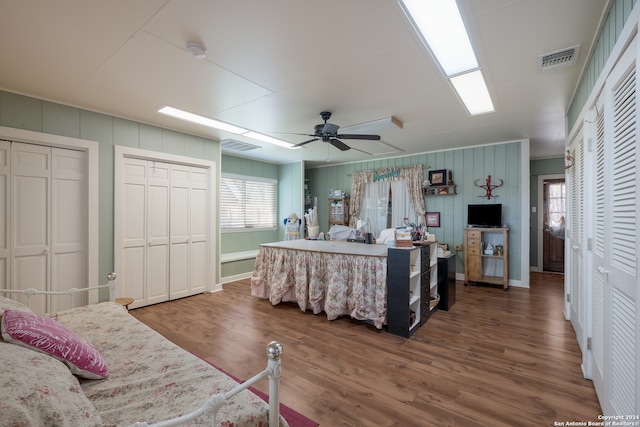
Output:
[
  {"xmin": 428, "ymin": 169, "xmax": 447, "ymax": 186},
  {"xmin": 425, "ymin": 212, "xmax": 440, "ymax": 227}
]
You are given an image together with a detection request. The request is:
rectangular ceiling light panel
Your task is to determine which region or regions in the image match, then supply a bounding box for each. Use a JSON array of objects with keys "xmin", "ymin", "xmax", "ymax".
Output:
[
  {"xmin": 450, "ymin": 70, "xmax": 495, "ymax": 115},
  {"xmin": 399, "ymin": 0, "xmax": 478, "ymax": 76}
]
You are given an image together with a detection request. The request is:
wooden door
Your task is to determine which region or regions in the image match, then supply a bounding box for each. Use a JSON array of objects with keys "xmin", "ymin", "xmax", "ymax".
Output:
[{"xmin": 543, "ymin": 179, "xmax": 565, "ymax": 272}]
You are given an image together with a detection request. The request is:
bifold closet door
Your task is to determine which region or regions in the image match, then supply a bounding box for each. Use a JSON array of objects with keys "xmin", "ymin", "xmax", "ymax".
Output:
[
  {"xmin": 10, "ymin": 142, "xmax": 86, "ymax": 313},
  {"xmin": 169, "ymin": 165, "xmax": 208, "ymax": 299},
  {"xmin": 120, "ymin": 158, "xmax": 209, "ymax": 308},
  {"xmin": 121, "ymin": 159, "xmax": 170, "ymax": 308},
  {"xmin": 0, "ymin": 141, "xmax": 9, "ymax": 291},
  {"xmin": 187, "ymin": 166, "xmax": 208, "ymax": 295}
]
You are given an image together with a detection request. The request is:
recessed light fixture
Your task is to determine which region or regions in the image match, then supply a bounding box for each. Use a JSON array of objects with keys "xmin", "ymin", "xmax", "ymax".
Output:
[
  {"xmin": 399, "ymin": 0, "xmax": 495, "ymax": 115},
  {"xmin": 158, "ymin": 106, "xmax": 294, "ymax": 148}
]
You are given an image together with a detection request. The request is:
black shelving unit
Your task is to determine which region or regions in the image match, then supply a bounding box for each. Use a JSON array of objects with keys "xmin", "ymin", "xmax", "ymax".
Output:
[
  {"xmin": 437, "ymin": 254, "xmax": 456, "ymax": 311},
  {"xmin": 387, "ymin": 243, "xmax": 434, "ymax": 337}
]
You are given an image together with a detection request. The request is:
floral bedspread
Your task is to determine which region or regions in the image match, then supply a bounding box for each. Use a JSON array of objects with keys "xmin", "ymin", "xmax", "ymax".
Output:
[
  {"xmin": 53, "ymin": 302, "xmax": 287, "ymax": 427},
  {"xmin": 250, "ymin": 245, "xmax": 388, "ymax": 328}
]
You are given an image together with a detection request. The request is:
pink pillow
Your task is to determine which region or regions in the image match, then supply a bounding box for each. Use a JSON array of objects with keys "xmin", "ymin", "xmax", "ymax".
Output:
[{"xmin": 1, "ymin": 310, "xmax": 108, "ymax": 379}]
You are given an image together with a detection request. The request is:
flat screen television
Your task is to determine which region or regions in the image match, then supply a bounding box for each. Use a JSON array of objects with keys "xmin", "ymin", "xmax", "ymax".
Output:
[{"xmin": 467, "ymin": 204, "xmax": 502, "ymax": 228}]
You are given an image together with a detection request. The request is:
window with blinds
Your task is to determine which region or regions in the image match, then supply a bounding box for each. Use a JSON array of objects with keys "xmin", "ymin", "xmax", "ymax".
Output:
[{"xmin": 220, "ymin": 174, "xmax": 277, "ymax": 230}]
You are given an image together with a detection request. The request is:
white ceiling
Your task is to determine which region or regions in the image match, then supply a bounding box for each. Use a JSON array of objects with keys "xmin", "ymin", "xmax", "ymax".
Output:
[{"xmin": 0, "ymin": 0, "xmax": 608, "ymax": 166}]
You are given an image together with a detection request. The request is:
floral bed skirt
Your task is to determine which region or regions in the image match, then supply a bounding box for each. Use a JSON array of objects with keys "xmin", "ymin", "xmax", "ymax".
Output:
[{"xmin": 251, "ymin": 246, "xmax": 388, "ymax": 328}]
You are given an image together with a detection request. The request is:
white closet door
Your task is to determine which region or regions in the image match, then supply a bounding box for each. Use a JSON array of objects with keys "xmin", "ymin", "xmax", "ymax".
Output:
[
  {"xmin": 11, "ymin": 143, "xmax": 51, "ymax": 314},
  {"xmin": 121, "ymin": 158, "xmax": 148, "ymax": 307},
  {"xmin": 189, "ymin": 166, "xmax": 208, "ymax": 295},
  {"xmin": 596, "ymin": 37, "xmax": 639, "ymax": 415},
  {"xmin": 0, "ymin": 141, "xmax": 9, "ymax": 290},
  {"xmin": 169, "ymin": 164, "xmax": 190, "ymax": 299},
  {"xmin": 51, "ymin": 148, "xmax": 86, "ymax": 311},
  {"xmin": 115, "ymin": 147, "xmax": 214, "ymax": 308},
  {"xmin": 568, "ymin": 129, "xmax": 585, "ymax": 348},
  {"xmin": 146, "ymin": 162, "xmax": 170, "ymax": 305}
]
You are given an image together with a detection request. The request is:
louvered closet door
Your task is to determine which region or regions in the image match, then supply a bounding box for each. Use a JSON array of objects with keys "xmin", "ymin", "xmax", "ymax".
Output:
[
  {"xmin": 568, "ymin": 128, "xmax": 585, "ymax": 349},
  {"xmin": 595, "ymin": 37, "xmax": 639, "ymax": 415}
]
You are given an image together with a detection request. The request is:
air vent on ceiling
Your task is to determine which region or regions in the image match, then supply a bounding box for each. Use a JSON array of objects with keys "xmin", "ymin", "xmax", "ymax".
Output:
[
  {"xmin": 221, "ymin": 139, "xmax": 260, "ymax": 151},
  {"xmin": 538, "ymin": 45, "xmax": 580, "ymax": 73}
]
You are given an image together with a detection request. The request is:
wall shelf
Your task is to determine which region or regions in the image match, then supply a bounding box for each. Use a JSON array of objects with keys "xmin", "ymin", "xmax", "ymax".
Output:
[{"xmin": 423, "ymin": 184, "xmax": 457, "ymax": 196}]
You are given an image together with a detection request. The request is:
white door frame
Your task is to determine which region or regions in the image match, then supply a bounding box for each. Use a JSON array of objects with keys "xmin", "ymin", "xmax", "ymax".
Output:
[
  {"xmin": 0, "ymin": 126, "xmax": 99, "ymax": 303},
  {"xmin": 113, "ymin": 146, "xmax": 217, "ymax": 298}
]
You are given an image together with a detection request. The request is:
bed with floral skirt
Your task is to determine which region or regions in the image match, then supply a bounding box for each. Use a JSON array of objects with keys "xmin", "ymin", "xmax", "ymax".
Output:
[{"xmin": 0, "ymin": 294, "xmax": 286, "ymax": 427}]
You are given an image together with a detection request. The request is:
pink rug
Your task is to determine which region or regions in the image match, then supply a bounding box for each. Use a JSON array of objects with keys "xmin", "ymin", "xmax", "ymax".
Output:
[{"xmin": 192, "ymin": 353, "xmax": 318, "ymax": 427}]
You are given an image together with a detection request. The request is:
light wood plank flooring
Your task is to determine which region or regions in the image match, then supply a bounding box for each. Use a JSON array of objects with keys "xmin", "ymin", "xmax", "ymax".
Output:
[{"xmin": 130, "ymin": 272, "xmax": 601, "ymax": 426}]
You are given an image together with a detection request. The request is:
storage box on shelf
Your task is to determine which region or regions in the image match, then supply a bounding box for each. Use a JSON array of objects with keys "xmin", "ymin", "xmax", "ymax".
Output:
[
  {"xmin": 423, "ymin": 184, "xmax": 457, "ymax": 196},
  {"xmin": 328, "ymin": 197, "xmax": 349, "ymax": 229}
]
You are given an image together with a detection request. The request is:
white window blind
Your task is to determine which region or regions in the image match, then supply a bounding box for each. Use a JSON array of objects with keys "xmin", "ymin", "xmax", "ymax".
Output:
[{"xmin": 220, "ymin": 174, "xmax": 277, "ymax": 230}]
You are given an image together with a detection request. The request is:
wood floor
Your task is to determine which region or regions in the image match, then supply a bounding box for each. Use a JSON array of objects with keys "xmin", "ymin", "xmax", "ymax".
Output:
[{"xmin": 130, "ymin": 272, "xmax": 601, "ymax": 426}]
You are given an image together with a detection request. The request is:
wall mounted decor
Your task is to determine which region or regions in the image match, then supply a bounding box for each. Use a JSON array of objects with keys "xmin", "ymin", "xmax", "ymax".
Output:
[
  {"xmin": 474, "ymin": 175, "xmax": 504, "ymax": 199},
  {"xmin": 425, "ymin": 212, "xmax": 440, "ymax": 227},
  {"xmin": 428, "ymin": 169, "xmax": 447, "ymax": 186}
]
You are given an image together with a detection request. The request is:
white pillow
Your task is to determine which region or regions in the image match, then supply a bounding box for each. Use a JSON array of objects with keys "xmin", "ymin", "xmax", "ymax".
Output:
[{"xmin": 0, "ymin": 341, "xmax": 103, "ymax": 426}]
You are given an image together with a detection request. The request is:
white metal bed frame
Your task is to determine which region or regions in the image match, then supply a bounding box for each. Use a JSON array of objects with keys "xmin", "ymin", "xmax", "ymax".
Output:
[{"xmin": 0, "ymin": 273, "xmax": 283, "ymax": 427}]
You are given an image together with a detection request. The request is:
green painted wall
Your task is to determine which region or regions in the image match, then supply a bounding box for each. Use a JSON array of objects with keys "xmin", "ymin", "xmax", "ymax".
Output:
[
  {"xmin": 0, "ymin": 90, "xmax": 221, "ymax": 285},
  {"xmin": 0, "ymin": 90, "xmax": 304, "ymax": 285},
  {"xmin": 306, "ymin": 141, "xmax": 523, "ymax": 281},
  {"xmin": 529, "ymin": 158, "xmax": 565, "ymax": 269}
]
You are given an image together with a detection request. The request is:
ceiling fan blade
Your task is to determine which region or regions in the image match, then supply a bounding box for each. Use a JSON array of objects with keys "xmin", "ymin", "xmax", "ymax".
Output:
[
  {"xmin": 335, "ymin": 134, "xmax": 381, "ymax": 141},
  {"xmin": 292, "ymin": 138, "xmax": 318, "ymax": 148},
  {"xmin": 329, "ymin": 138, "xmax": 351, "ymax": 151}
]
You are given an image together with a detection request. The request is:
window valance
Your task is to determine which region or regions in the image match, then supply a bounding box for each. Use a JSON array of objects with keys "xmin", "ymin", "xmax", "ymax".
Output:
[{"xmin": 349, "ymin": 165, "xmax": 426, "ymax": 227}]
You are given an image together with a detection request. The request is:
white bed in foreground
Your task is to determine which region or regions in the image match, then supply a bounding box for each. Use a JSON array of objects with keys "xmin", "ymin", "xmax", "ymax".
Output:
[{"xmin": 0, "ymin": 285, "xmax": 286, "ymax": 427}]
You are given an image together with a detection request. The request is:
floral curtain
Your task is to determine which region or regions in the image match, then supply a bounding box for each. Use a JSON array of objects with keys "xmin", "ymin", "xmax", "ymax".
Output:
[{"xmin": 349, "ymin": 165, "xmax": 426, "ymax": 227}]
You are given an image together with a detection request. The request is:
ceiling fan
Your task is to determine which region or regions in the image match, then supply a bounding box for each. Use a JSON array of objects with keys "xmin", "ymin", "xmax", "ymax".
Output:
[{"xmin": 289, "ymin": 111, "xmax": 381, "ymax": 151}]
